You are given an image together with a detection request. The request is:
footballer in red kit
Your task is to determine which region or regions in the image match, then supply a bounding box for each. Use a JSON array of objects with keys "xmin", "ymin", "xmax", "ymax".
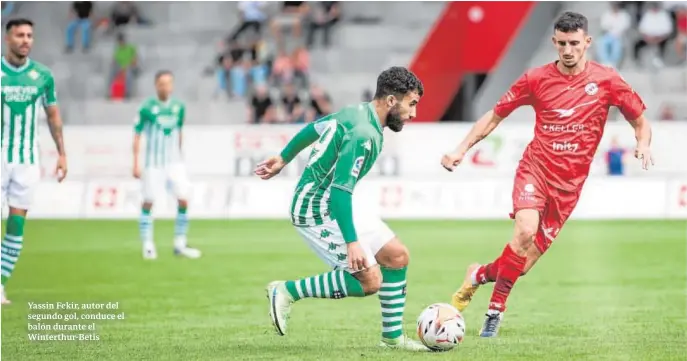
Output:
[{"xmin": 440, "ymin": 12, "xmax": 653, "ymax": 338}]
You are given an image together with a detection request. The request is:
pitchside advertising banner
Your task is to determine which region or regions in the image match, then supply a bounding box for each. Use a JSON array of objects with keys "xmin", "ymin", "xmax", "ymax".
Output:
[{"xmin": 12, "ymin": 122, "xmax": 687, "ymax": 219}]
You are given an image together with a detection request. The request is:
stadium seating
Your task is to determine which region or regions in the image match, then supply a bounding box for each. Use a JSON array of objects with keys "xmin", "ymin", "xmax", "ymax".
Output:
[{"xmin": 11, "ymin": 1, "xmax": 687, "ymax": 124}]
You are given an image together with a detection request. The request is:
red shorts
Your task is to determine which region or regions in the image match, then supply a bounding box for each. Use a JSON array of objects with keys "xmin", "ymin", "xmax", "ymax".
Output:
[{"xmin": 510, "ymin": 163, "xmax": 581, "ymax": 254}]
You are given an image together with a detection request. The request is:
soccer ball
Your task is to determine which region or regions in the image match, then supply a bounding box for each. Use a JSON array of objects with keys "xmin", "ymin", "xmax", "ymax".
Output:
[{"xmin": 416, "ymin": 303, "xmax": 465, "ymax": 351}]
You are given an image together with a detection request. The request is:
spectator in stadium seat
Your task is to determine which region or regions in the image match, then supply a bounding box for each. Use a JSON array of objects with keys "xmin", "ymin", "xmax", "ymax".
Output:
[
  {"xmin": 634, "ymin": 2, "xmax": 673, "ymax": 67},
  {"xmin": 270, "ymin": 2, "xmax": 310, "ymax": 48},
  {"xmin": 230, "ymin": 59, "xmax": 251, "ymax": 98},
  {"xmin": 65, "ymin": 1, "xmax": 93, "ymax": 53},
  {"xmin": 109, "ymin": 33, "xmax": 138, "ymax": 99},
  {"xmin": 215, "ymin": 55, "xmax": 232, "ymax": 99},
  {"xmin": 281, "ymin": 83, "xmax": 305, "ymax": 123},
  {"xmin": 306, "ymin": 2, "xmax": 341, "ymax": 48},
  {"xmin": 292, "ymin": 45, "xmax": 310, "ymax": 88},
  {"xmin": 230, "ymin": 1, "xmax": 267, "ymax": 41},
  {"xmin": 271, "ymin": 48, "xmax": 295, "ymax": 86},
  {"xmin": 660, "ymin": 103, "xmax": 677, "ymax": 120},
  {"xmin": 249, "ymin": 85, "xmax": 277, "ymax": 123},
  {"xmin": 597, "ymin": 2, "xmax": 631, "ymax": 68},
  {"xmin": 673, "ymin": 3, "xmax": 687, "ymax": 62},
  {"xmin": 109, "ymin": 1, "xmax": 150, "ymax": 31},
  {"xmin": 305, "ymin": 84, "xmax": 332, "ymax": 123},
  {"xmin": 1, "ymin": 2, "xmax": 16, "ymax": 20},
  {"xmin": 606, "ymin": 136, "xmax": 628, "ymax": 176}
]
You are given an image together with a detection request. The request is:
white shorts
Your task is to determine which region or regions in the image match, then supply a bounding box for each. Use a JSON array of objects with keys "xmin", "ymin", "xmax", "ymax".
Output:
[
  {"xmin": 294, "ymin": 217, "xmax": 395, "ymax": 273},
  {"xmin": 1, "ymin": 161, "xmax": 41, "ymax": 210},
  {"xmin": 141, "ymin": 164, "xmax": 191, "ymax": 203}
]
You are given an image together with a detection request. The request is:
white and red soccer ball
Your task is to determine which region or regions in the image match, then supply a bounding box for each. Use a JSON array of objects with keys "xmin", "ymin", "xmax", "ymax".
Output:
[{"xmin": 416, "ymin": 303, "xmax": 465, "ymax": 351}]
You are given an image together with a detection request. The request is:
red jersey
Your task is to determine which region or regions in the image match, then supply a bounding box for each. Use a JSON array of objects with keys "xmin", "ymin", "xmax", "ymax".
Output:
[{"xmin": 493, "ymin": 61, "xmax": 646, "ymax": 192}]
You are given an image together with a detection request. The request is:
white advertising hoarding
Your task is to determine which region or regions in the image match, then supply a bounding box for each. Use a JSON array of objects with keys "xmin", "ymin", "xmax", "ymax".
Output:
[
  {"xmin": 8, "ymin": 122, "xmax": 684, "ymax": 219},
  {"xmin": 36, "ymin": 122, "xmax": 687, "ymax": 180},
  {"xmin": 11, "ymin": 178, "xmax": 686, "ymax": 220}
]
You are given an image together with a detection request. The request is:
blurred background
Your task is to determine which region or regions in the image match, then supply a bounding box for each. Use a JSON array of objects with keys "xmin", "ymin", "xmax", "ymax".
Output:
[{"xmin": 1, "ymin": 0, "xmax": 686, "ymax": 219}]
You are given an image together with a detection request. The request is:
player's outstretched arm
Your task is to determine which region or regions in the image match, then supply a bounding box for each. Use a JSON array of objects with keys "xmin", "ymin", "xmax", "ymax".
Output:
[
  {"xmin": 45, "ymin": 105, "xmax": 67, "ymax": 182},
  {"xmin": 442, "ymin": 72, "xmax": 531, "ymax": 172},
  {"xmin": 441, "ymin": 110, "xmax": 504, "ymax": 171},
  {"xmin": 254, "ymin": 122, "xmax": 320, "ymax": 179},
  {"xmin": 627, "ymin": 114, "xmax": 654, "ymax": 170}
]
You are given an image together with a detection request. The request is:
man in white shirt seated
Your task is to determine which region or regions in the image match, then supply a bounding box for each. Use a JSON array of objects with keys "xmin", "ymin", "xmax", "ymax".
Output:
[
  {"xmin": 633, "ymin": 2, "xmax": 674, "ymax": 67},
  {"xmin": 597, "ymin": 2, "xmax": 631, "ymax": 68}
]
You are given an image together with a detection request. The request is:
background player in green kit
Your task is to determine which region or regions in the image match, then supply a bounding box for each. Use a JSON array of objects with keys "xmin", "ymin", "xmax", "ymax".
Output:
[
  {"xmin": 255, "ymin": 67, "xmax": 426, "ymax": 351},
  {"xmin": 1, "ymin": 19, "xmax": 68, "ymax": 305},
  {"xmin": 132, "ymin": 71, "xmax": 200, "ymax": 260}
]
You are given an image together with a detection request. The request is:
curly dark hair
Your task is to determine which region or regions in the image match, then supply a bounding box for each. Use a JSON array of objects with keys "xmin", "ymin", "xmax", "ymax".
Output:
[
  {"xmin": 374, "ymin": 66, "xmax": 424, "ymax": 100},
  {"xmin": 5, "ymin": 18, "xmax": 33, "ymax": 32},
  {"xmin": 554, "ymin": 11, "xmax": 588, "ymax": 34}
]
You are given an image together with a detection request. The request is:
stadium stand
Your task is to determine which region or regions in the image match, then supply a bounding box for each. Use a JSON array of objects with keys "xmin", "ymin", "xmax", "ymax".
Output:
[{"xmin": 7, "ymin": 1, "xmax": 687, "ymax": 124}]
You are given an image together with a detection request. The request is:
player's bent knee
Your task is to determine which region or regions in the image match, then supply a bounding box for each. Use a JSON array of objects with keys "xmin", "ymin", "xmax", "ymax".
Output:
[
  {"xmin": 354, "ymin": 266, "xmax": 382, "ymax": 295},
  {"xmin": 510, "ymin": 224, "xmax": 537, "ymax": 255},
  {"xmin": 515, "ymin": 225, "xmax": 537, "ymax": 244},
  {"xmin": 8, "ymin": 207, "xmax": 28, "ymax": 217},
  {"xmin": 375, "ymin": 239, "xmax": 409, "ymax": 269}
]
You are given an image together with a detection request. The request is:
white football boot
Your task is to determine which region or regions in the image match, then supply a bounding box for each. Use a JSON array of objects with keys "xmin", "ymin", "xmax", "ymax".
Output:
[
  {"xmin": 266, "ymin": 281, "xmax": 293, "ymax": 336},
  {"xmin": 143, "ymin": 242, "xmax": 157, "ymax": 260},
  {"xmin": 1, "ymin": 285, "xmax": 10, "ymax": 305},
  {"xmin": 173, "ymin": 236, "xmax": 201, "ymax": 259},
  {"xmin": 379, "ymin": 335, "xmax": 429, "ymax": 352}
]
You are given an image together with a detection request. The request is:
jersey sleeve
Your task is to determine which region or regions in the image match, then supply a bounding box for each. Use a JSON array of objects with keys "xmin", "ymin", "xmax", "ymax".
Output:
[
  {"xmin": 331, "ymin": 130, "xmax": 369, "ymax": 193},
  {"xmin": 493, "ymin": 72, "xmax": 533, "ymax": 118},
  {"xmin": 134, "ymin": 106, "xmax": 148, "ymax": 134},
  {"xmin": 609, "ymin": 72, "xmax": 646, "ymax": 121},
  {"xmin": 42, "ymin": 72, "xmax": 58, "ymax": 108},
  {"xmin": 178, "ymin": 104, "xmax": 186, "ymax": 127}
]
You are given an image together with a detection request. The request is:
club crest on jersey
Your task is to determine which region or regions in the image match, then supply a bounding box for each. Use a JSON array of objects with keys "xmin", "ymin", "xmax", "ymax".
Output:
[
  {"xmin": 28, "ymin": 70, "xmax": 39, "ymax": 80},
  {"xmin": 584, "ymin": 82, "xmax": 598, "ymax": 96},
  {"xmin": 172, "ymin": 105, "xmax": 180, "ymax": 114},
  {"xmin": 351, "ymin": 156, "xmax": 364, "ymax": 178}
]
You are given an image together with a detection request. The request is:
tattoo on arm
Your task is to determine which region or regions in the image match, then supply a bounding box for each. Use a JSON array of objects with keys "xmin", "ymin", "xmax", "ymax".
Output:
[{"xmin": 46, "ymin": 107, "xmax": 65, "ymax": 156}]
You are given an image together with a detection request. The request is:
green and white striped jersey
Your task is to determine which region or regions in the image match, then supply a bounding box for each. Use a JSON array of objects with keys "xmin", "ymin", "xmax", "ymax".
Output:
[
  {"xmin": 134, "ymin": 97, "xmax": 186, "ymax": 168},
  {"xmin": 1, "ymin": 57, "xmax": 57, "ymax": 165},
  {"xmin": 291, "ymin": 102, "xmax": 383, "ymax": 226}
]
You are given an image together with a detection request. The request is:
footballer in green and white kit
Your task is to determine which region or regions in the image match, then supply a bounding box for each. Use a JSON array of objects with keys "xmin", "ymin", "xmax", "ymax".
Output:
[
  {"xmin": 1, "ymin": 19, "xmax": 68, "ymax": 305},
  {"xmin": 132, "ymin": 71, "xmax": 200, "ymax": 260},
  {"xmin": 255, "ymin": 67, "xmax": 427, "ymax": 351}
]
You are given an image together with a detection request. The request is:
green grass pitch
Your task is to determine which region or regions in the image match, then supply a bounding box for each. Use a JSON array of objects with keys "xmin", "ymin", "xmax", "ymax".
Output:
[{"xmin": 1, "ymin": 220, "xmax": 686, "ymax": 360}]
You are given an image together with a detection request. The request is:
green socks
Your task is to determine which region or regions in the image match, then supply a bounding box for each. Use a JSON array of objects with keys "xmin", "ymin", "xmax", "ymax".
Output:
[
  {"xmin": 285, "ymin": 269, "xmax": 365, "ymax": 300},
  {"xmin": 282, "ymin": 266, "xmax": 408, "ymax": 340},
  {"xmin": 379, "ymin": 266, "xmax": 408, "ymax": 339},
  {"xmin": 1, "ymin": 215, "xmax": 25, "ymax": 285}
]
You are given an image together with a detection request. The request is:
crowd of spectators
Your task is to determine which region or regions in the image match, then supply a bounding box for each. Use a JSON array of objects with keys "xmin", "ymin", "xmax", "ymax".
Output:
[
  {"xmin": 210, "ymin": 1, "xmax": 340, "ymax": 124},
  {"xmin": 62, "ymin": 2, "xmax": 149, "ymax": 100},
  {"xmin": 597, "ymin": 1, "xmax": 687, "ymax": 69}
]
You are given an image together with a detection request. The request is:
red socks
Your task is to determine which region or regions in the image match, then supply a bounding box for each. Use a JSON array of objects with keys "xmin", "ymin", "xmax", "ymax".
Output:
[
  {"xmin": 488, "ymin": 244, "xmax": 526, "ymax": 312},
  {"xmin": 484, "ymin": 259, "xmax": 500, "ymax": 282},
  {"xmin": 472, "ymin": 260, "xmax": 499, "ymax": 285}
]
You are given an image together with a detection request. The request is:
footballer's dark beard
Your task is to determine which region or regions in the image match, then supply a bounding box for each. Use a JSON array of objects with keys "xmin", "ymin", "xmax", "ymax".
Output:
[{"xmin": 386, "ymin": 106, "xmax": 404, "ymax": 132}]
